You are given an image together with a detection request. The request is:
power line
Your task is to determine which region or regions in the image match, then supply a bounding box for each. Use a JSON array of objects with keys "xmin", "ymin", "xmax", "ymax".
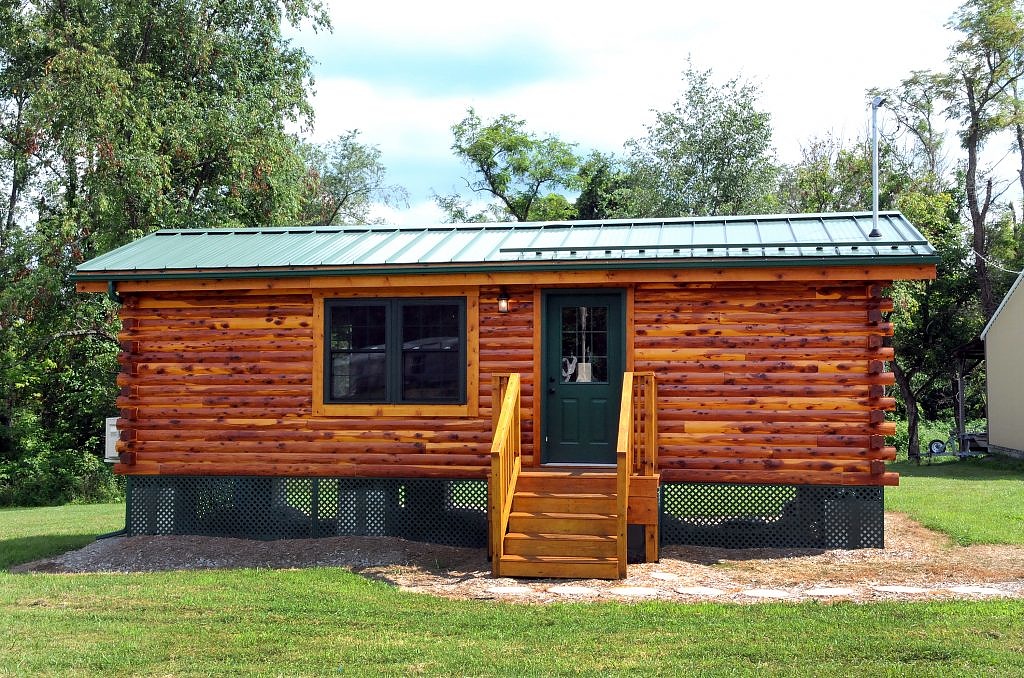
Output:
[{"xmin": 974, "ymin": 249, "xmax": 1024, "ymax": 276}]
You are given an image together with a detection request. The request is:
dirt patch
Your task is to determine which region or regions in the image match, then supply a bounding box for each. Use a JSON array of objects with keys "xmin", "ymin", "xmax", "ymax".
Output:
[{"xmin": 13, "ymin": 512, "xmax": 1024, "ymax": 604}]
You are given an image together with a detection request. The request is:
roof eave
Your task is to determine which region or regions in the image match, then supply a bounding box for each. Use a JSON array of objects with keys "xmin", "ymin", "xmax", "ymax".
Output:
[{"xmin": 74, "ymin": 254, "xmax": 941, "ymax": 282}]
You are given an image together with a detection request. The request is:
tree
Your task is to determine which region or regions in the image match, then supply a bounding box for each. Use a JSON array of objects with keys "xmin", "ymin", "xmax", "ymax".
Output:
[
  {"xmin": 1008, "ymin": 80, "xmax": 1024, "ymax": 266},
  {"xmin": 574, "ymin": 151, "xmax": 634, "ymax": 220},
  {"xmin": 778, "ymin": 136, "xmax": 875, "ymax": 213},
  {"xmin": 889, "ymin": 189, "xmax": 981, "ymax": 458},
  {"xmin": 623, "ymin": 62, "xmax": 779, "ymax": 218},
  {"xmin": 0, "ymin": 0, "xmax": 328, "ymax": 505},
  {"xmin": 432, "ymin": 193, "xmax": 509, "ymax": 224},
  {"xmin": 937, "ymin": 0, "xmax": 1024, "ymax": 318},
  {"xmin": 870, "ymin": 0, "xmax": 1024, "ymax": 456},
  {"xmin": 872, "ymin": 73, "xmax": 949, "ymax": 183},
  {"xmin": 447, "ymin": 108, "xmax": 580, "ymax": 222},
  {"xmin": 298, "ymin": 131, "xmax": 407, "ymax": 226}
]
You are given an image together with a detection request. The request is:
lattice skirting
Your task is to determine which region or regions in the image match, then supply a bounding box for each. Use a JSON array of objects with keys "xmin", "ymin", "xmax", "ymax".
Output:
[
  {"xmin": 126, "ymin": 477, "xmax": 883, "ymax": 551},
  {"xmin": 126, "ymin": 476, "xmax": 489, "ymax": 547},
  {"xmin": 659, "ymin": 483, "xmax": 884, "ymax": 549}
]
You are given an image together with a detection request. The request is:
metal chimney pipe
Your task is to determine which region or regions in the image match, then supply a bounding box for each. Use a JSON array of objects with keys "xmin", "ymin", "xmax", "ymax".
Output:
[{"xmin": 870, "ymin": 96, "xmax": 885, "ymax": 238}]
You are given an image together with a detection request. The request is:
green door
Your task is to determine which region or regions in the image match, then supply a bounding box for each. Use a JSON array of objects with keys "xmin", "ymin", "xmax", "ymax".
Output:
[{"xmin": 542, "ymin": 291, "xmax": 625, "ymax": 464}]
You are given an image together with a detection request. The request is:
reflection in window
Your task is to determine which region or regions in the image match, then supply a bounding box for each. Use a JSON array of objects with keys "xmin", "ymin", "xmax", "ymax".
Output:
[
  {"xmin": 560, "ymin": 305, "xmax": 608, "ymax": 383},
  {"xmin": 401, "ymin": 304, "xmax": 461, "ymax": 401},
  {"xmin": 326, "ymin": 299, "xmax": 465, "ymax": 403}
]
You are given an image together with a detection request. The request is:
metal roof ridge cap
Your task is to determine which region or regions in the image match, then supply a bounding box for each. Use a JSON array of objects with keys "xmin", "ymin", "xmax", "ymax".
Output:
[{"xmin": 148, "ymin": 210, "xmax": 915, "ymax": 235}]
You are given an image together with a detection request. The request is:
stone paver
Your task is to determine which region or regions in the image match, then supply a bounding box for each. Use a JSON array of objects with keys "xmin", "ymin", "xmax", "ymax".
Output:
[
  {"xmin": 675, "ymin": 586, "xmax": 726, "ymax": 597},
  {"xmin": 608, "ymin": 586, "xmax": 661, "ymax": 597},
  {"xmin": 804, "ymin": 587, "xmax": 859, "ymax": 597},
  {"xmin": 871, "ymin": 585, "xmax": 932, "ymax": 594},
  {"xmin": 650, "ymin": 572, "xmax": 679, "ymax": 581},
  {"xmin": 486, "ymin": 585, "xmax": 534, "ymax": 595},
  {"xmin": 741, "ymin": 588, "xmax": 795, "ymax": 599},
  {"xmin": 947, "ymin": 585, "xmax": 1008, "ymax": 596},
  {"xmin": 548, "ymin": 585, "xmax": 600, "ymax": 596},
  {"xmin": 484, "ymin": 581, "xmax": 1017, "ymax": 602}
]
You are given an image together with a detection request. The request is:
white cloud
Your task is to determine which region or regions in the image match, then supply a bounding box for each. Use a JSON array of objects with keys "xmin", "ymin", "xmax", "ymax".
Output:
[
  {"xmin": 368, "ymin": 199, "xmax": 448, "ymax": 227},
  {"xmin": 294, "ymin": 0, "xmax": 967, "ymax": 220}
]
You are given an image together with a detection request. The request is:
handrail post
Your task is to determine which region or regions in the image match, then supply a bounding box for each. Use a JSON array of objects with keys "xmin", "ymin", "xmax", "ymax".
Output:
[
  {"xmin": 616, "ymin": 371, "xmax": 658, "ymax": 575},
  {"xmin": 489, "ymin": 373, "xmax": 521, "ymax": 576},
  {"xmin": 615, "ymin": 372, "xmax": 635, "ymax": 578}
]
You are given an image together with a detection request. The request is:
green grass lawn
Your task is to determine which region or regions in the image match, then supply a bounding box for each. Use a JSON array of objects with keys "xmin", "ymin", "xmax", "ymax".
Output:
[
  {"xmin": 0, "ymin": 503, "xmax": 124, "ymax": 570},
  {"xmin": 2, "ymin": 567, "xmax": 1024, "ymax": 676},
  {"xmin": 2, "ymin": 500, "xmax": 1024, "ymax": 675},
  {"xmin": 886, "ymin": 456, "xmax": 1024, "ymax": 546}
]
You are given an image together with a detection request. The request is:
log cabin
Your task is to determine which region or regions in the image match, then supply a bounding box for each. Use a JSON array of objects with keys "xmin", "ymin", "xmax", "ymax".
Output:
[{"xmin": 76, "ymin": 211, "xmax": 938, "ymax": 579}]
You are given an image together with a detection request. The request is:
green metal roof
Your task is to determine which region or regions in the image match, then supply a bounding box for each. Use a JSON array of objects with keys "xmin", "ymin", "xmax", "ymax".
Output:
[{"xmin": 75, "ymin": 211, "xmax": 938, "ymax": 280}]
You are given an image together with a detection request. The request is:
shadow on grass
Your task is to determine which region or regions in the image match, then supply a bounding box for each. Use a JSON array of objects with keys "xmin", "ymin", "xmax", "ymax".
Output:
[
  {"xmin": 890, "ymin": 455, "xmax": 1024, "ymax": 481},
  {"xmin": 2, "ymin": 534, "xmax": 103, "ymax": 571}
]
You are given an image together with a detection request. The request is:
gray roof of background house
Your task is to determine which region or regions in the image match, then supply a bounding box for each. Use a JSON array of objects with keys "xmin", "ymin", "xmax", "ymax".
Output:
[{"xmin": 75, "ymin": 211, "xmax": 938, "ymax": 280}]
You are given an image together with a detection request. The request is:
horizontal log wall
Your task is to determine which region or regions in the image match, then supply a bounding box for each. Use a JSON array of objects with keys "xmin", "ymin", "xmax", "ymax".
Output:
[
  {"xmin": 634, "ymin": 281, "xmax": 898, "ymax": 486},
  {"xmin": 112, "ymin": 277, "xmax": 898, "ymax": 486},
  {"xmin": 114, "ymin": 287, "xmax": 534, "ymax": 478}
]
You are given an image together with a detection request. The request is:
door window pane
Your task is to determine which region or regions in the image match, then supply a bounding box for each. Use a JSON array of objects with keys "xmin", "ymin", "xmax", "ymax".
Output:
[{"xmin": 560, "ymin": 305, "xmax": 609, "ymax": 383}]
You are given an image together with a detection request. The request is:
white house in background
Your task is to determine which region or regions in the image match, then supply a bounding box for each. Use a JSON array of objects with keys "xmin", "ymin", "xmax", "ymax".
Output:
[{"xmin": 981, "ymin": 270, "xmax": 1024, "ymax": 459}]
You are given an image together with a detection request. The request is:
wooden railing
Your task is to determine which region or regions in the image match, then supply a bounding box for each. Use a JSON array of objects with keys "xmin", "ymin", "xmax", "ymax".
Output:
[
  {"xmin": 489, "ymin": 373, "xmax": 522, "ymax": 572},
  {"xmin": 615, "ymin": 371, "xmax": 657, "ymax": 577}
]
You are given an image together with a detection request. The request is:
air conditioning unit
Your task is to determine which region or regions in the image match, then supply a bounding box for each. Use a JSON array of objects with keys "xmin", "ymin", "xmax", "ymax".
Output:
[{"xmin": 104, "ymin": 417, "xmax": 120, "ymax": 463}]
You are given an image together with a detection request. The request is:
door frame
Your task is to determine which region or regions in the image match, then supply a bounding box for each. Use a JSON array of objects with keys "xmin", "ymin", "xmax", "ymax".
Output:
[{"xmin": 539, "ymin": 288, "xmax": 628, "ymax": 465}]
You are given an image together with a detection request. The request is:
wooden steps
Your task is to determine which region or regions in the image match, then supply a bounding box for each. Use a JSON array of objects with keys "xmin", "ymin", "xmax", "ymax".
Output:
[
  {"xmin": 496, "ymin": 470, "xmax": 622, "ymax": 580},
  {"xmin": 497, "ymin": 555, "xmax": 619, "ymax": 579}
]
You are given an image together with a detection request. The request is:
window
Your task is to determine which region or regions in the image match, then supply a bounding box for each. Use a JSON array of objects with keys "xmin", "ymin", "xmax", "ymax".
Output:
[{"xmin": 325, "ymin": 298, "xmax": 466, "ymax": 404}]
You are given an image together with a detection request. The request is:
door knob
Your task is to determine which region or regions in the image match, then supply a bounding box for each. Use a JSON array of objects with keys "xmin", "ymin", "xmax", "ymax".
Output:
[{"xmin": 548, "ymin": 387, "xmax": 556, "ymax": 394}]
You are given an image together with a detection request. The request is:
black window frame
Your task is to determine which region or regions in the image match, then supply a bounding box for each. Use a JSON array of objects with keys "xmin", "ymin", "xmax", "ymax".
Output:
[{"xmin": 324, "ymin": 297, "xmax": 467, "ymax": 405}]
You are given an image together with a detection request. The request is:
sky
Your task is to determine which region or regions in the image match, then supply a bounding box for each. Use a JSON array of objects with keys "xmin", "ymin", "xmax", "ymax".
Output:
[{"xmin": 286, "ymin": 0, "xmax": 968, "ymax": 225}]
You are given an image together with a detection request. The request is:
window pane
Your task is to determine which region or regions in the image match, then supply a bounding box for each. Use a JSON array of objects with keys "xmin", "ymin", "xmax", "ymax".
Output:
[
  {"xmin": 401, "ymin": 303, "xmax": 461, "ymax": 402},
  {"xmin": 560, "ymin": 305, "xmax": 609, "ymax": 383},
  {"xmin": 332, "ymin": 353, "xmax": 386, "ymax": 400},
  {"xmin": 331, "ymin": 305, "xmax": 386, "ymax": 351},
  {"xmin": 402, "ymin": 304, "xmax": 460, "ymax": 344},
  {"xmin": 402, "ymin": 351, "xmax": 460, "ymax": 401},
  {"xmin": 329, "ymin": 304, "xmax": 387, "ymax": 401},
  {"xmin": 325, "ymin": 299, "xmax": 464, "ymax": 405}
]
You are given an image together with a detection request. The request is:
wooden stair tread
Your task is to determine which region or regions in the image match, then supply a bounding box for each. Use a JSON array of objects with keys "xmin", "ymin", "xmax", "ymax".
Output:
[
  {"xmin": 496, "ymin": 558, "xmax": 620, "ymax": 579},
  {"xmin": 500, "ymin": 554, "xmax": 618, "ymax": 564},
  {"xmin": 518, "ymin": 471, "xmax": 616, "ymax": 478},
  {"xmin": 505, "ymin": 532, "xmax": 616, "ymax": 541},
  {"xmin": 510, "ymin": 511, "xmax": 617, "ymax": 519},
  {"xmin": 513, "ymin": 491, "xmax": 615, "ymax": 499},
  {"xmin": 496, "ymin": 469, "xmax": 632, "ymax": 579}
]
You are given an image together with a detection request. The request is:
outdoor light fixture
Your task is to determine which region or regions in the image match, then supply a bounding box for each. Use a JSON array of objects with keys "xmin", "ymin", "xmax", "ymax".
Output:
[
  {"xmin": 869, "ymin": 96, "xmax": 886, "ymax": 238},
  {"xmin": 497, "ymin": 289, "xmax": 511, "ymax": 314}
]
